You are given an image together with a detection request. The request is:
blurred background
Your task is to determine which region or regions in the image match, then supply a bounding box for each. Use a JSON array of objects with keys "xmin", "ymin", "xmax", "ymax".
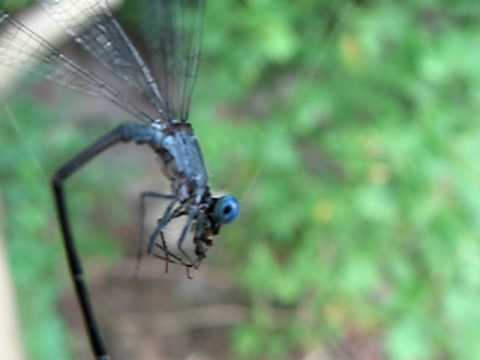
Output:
[{"xmin": 1, "ymin": 0, "xmax": 480, "ymax": 359}]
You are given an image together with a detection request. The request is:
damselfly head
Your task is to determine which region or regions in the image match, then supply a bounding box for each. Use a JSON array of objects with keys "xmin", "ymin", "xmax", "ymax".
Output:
[
  {"xmin": 211, "ymin": 195, "xmax": 240, "ymax": 225},
  {"xmin": 148, "ymin": 195, "xmax": 239, "ymax": 268}
]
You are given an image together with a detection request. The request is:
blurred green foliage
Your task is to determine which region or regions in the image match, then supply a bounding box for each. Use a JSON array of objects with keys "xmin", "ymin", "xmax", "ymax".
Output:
[
  {"xmin": 0, "ymin": 99, "xmax": 71, "ymax": 360},
  {"xmin": 192, "ymin": 1, "xmax": 480, "ymax": 359},
  {"xmin": 2, "ymin": 0, "xmax": 480, "ymax": 359}
]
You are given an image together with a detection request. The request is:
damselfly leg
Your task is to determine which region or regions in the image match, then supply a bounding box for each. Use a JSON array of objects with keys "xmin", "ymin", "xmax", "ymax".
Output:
[
  {"xmin": 176, "ymin": 209, "xmax": 196, "ymax": 265},
  {"xmin": 146, "ymin": 204, "xmax": 202, "ymax": 269},
  {"xmin": 148, "ymin": 218, "xmax": 199, "ymax": 279},
  {"xmin": 137, "ymin": 191, "xmax": 176, "ymax": 272}
]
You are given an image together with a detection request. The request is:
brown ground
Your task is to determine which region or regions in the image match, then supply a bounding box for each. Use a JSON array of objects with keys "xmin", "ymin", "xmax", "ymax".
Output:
[
  {"xmin": 59, "ymin": 255, "xmax": 385, "ymax": 360},
  {"xmin": 60, "ymin": 258, "xmax": 248, "ymax": 360}
]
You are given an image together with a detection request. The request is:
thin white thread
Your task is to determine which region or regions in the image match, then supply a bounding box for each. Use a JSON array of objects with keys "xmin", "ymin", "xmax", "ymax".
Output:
[{"xmin": 2, "ymin": 103, "xmax": 49, "ymax": 181}]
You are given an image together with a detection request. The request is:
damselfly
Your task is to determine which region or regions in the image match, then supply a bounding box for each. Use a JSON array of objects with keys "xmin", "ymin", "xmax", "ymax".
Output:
[{"xmin": 0, "ymin": 1, "xmax": 240, "ymax": 359}]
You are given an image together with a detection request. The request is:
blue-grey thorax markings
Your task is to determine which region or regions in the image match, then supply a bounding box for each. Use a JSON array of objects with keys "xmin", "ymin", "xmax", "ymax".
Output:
[{"xmin": 149, "ymin": 121, "xmax": 209, "ymax": 204}]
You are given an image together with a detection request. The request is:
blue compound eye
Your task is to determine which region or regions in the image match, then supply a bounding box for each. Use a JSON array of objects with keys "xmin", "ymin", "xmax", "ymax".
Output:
[{"xmin": 213, "ymin": 195, "xmax": 240, "ymax": 224}]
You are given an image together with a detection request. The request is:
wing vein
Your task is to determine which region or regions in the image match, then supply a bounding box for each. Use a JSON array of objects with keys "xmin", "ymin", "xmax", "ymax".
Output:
[{"xmin": 0, "ymin": 10, "xmax": 153, "ymax": 123}]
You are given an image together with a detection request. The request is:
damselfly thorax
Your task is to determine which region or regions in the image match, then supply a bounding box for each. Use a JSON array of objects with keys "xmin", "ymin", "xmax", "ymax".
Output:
[{"xmin": 151, "ymin": 121, "xmax": 209, "ymax": 203}]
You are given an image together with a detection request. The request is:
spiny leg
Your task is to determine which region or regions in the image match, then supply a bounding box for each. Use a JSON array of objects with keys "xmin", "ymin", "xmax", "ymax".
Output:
[
  {"xmin": 51, "ymin": 123, "xmax": 157, "ymax": 360},
  {"xmin": 149, "ymin": 223, "xmax": 198, "ymax": 271},
  {"xmin": 147, "ymin": 219, "xmax": 182, "ymax": 272},
  {"xmin": 146, "ymin": 200, "xmax": 181, "ymax": 271},
  {"xmin": 151, "ymin": 220, "xmax": 196, "ymax": 279},
  {"xmin": 151, "ymin": 248, "xmax": 194, "ymax": 279},
  {"xmin": 136, "ymin": 191, "xmax": 176, "ymax": 275},
  {"xmin": 146, "ymin": 199, "xmax": 178, "ymax": 254},
  {"xmin": 151, "ymin": 252, "xmax": 181, "ymax": 264},
  {"xmin": 176, "ymin": 209, "xmax": 196, "ymax": 266},
  {"xmin": 159, "ymin": 231, "xmax": 170, "ymax": 272},
  {"xmin": 154, "ymin": 239, "xmax": 185, "ymax": 265}
]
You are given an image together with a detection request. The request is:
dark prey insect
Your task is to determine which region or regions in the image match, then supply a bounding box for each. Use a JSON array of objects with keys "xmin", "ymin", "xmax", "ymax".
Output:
[{"xmin": 0, "ymin": 0, "xmax": 240, "ymax": 359}]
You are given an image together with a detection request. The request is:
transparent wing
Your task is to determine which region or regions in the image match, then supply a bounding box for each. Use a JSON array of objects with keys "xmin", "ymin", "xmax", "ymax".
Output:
[
  {"xmin": 0, "ymin": 10, "xmax": 153, "ymax": 123},
  {"xmin": 142, "ymin": 0, "xmax": 205, "ymax": 122},
  {"xmin": 37, "ymin": 0, "xmax": 168, "ymax": 120}
]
